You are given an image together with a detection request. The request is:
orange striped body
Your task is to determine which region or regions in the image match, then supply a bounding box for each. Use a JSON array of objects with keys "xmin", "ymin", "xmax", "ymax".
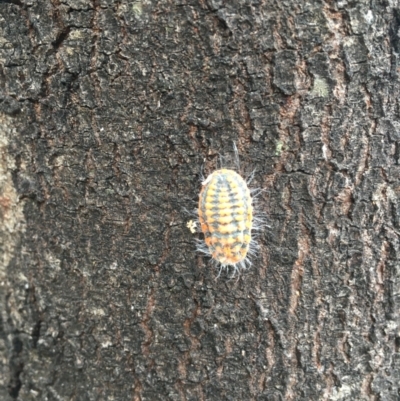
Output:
[{"xmin": 198, "ymin": 169, "xmax": 253, "ymax": 266}]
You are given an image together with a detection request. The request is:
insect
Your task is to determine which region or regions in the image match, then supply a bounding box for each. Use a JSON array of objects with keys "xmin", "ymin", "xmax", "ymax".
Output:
[{"xmin": 195, "ymin": 146, "xmax": 262, "ymax": 275}]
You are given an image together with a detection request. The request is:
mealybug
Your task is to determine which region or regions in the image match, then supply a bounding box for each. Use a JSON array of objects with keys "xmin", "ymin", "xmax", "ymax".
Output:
[{"xmin": 194, "ymin": 145, "xmax": 264, "ymax": 276}]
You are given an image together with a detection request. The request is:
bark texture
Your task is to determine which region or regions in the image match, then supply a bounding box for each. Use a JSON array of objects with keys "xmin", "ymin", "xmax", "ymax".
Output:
[{"xmin": 1, "ymin": 0, "xmax": 400, "ymax": 400}]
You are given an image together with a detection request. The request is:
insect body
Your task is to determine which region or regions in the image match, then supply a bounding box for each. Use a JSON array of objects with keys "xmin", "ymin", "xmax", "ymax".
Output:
[{"xmin": 198, "ymin": 169, "xmax": 253, "ymax": 270}]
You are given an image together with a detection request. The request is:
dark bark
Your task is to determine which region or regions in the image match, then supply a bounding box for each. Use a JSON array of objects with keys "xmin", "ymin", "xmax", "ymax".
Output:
[{"xmin": 1, "ymin": 0, "xmax": 400, "ymax": 400}]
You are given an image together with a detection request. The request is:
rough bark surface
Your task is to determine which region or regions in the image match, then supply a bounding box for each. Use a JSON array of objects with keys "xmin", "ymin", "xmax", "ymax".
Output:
[{"xmin": 1, "ymin": 0, "xmax": 400, "ymax": 400}]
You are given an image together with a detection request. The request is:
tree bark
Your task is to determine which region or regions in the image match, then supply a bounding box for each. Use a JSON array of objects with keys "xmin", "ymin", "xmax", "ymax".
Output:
[{"xmin": 1, "ymin": 0, "xmax": 400, "ymax": 400}]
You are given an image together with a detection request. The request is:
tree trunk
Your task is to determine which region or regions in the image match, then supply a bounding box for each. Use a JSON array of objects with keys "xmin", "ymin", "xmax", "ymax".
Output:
[{"xmin": 1, "ymin": 0, "xmax": 400, "ymax": 400}]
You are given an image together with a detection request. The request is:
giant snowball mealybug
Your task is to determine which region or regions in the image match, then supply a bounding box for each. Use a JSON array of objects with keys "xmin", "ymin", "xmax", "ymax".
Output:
[{"xmin": 198, "ymin": 168, "xmax": 254, "ymax": 273}]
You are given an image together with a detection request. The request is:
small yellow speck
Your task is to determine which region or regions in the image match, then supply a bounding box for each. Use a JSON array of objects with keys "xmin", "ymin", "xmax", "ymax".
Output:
[
  {"xmin": 276, "ymin": 141, "xmax": 284, "ymax": 156},
  {"xmin": 132, "ymin": 1, "xmax": 143, "ymax": 16}
]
